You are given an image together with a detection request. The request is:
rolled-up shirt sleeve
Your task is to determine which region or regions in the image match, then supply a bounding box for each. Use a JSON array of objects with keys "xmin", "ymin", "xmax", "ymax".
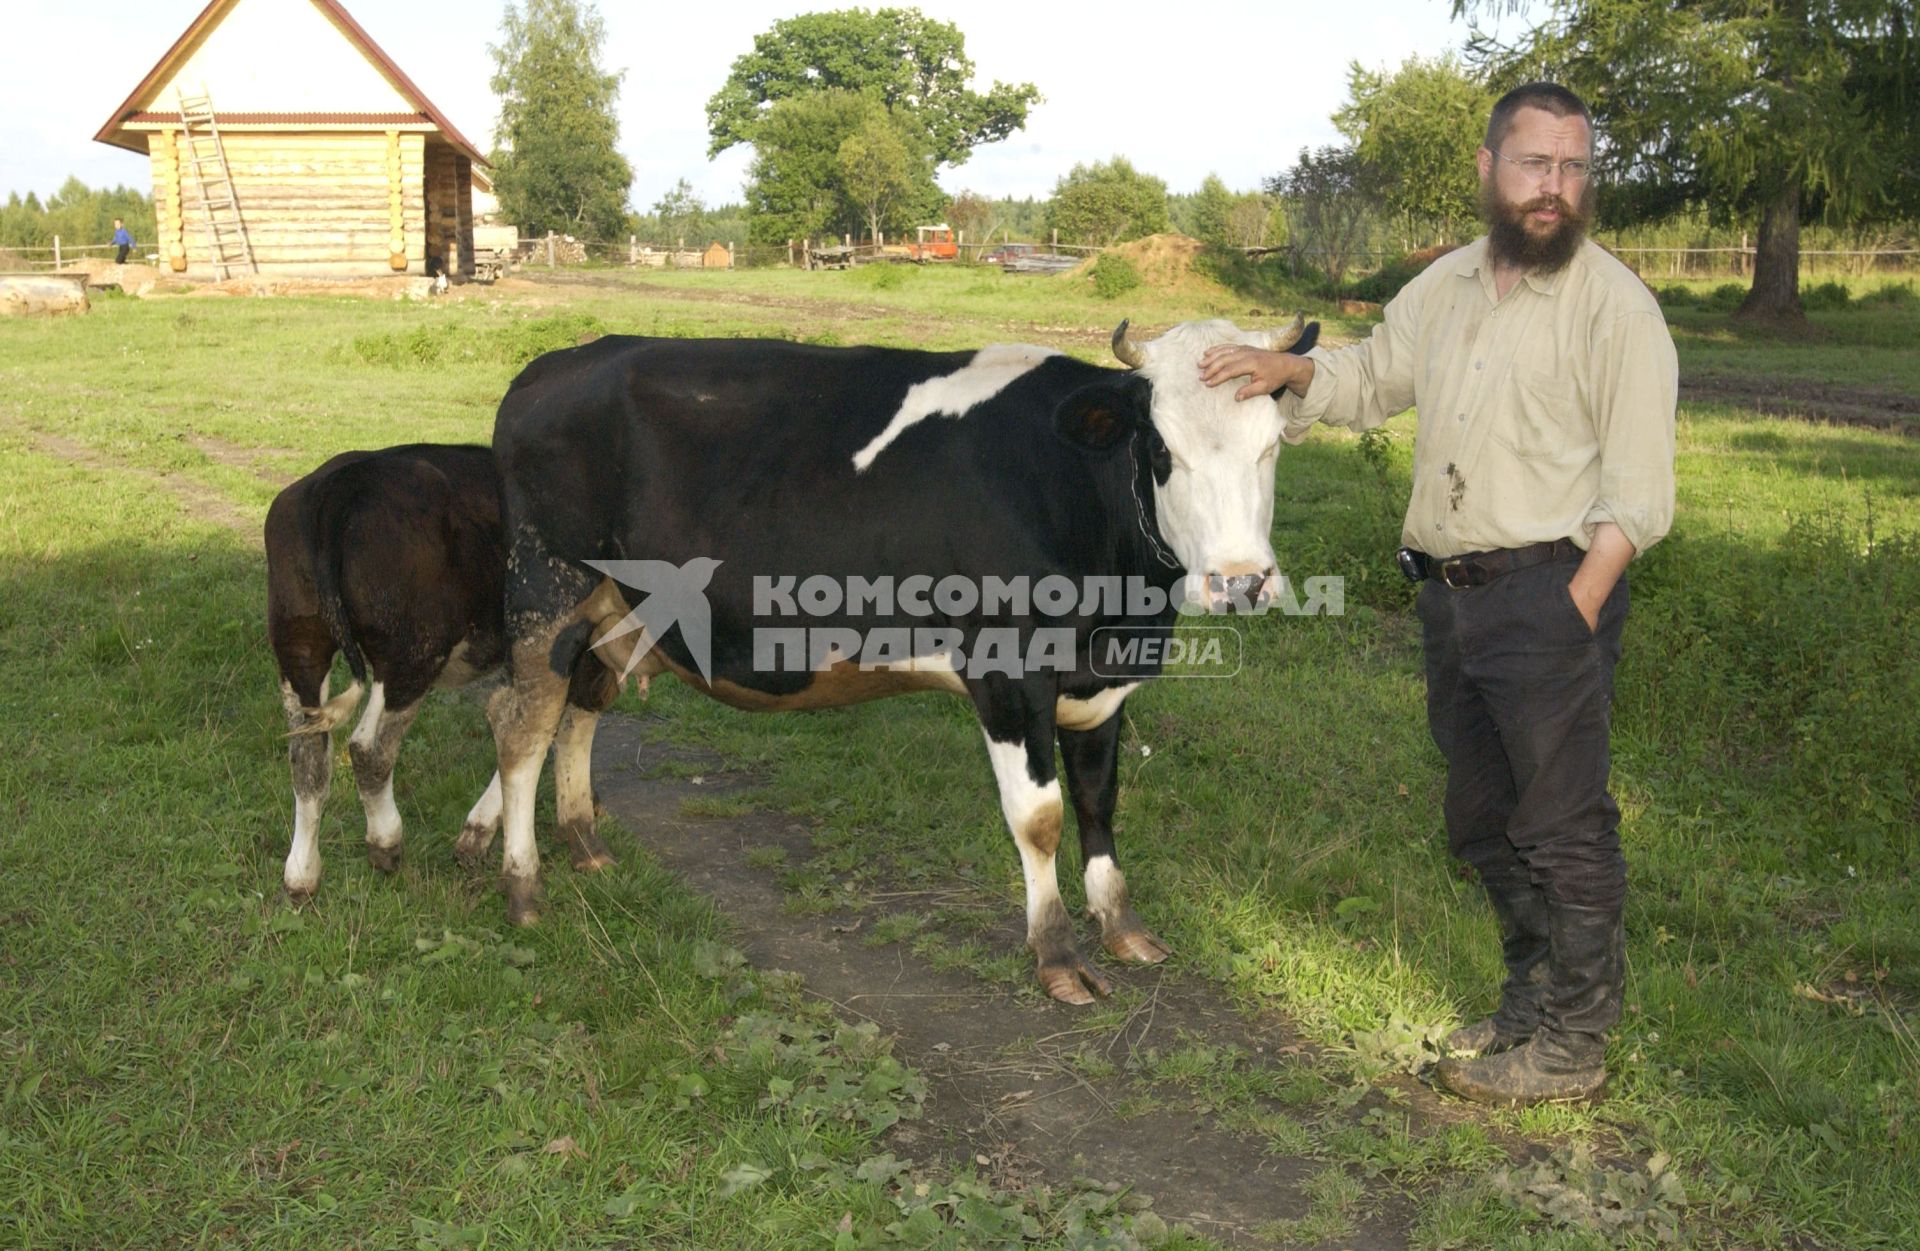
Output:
[
  {"xmin": 1278, "ymin": 283, "xmax": 1423, "ymax": 442},
  {"xmin": 1582, "ymin": 309, "xmax": 1677, "ymax": 554}
]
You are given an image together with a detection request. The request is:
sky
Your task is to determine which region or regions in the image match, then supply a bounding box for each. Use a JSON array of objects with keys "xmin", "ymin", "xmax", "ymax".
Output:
[{"xmin": 0, "ymin": 0, "xmax": 1537, "ymax": 209}]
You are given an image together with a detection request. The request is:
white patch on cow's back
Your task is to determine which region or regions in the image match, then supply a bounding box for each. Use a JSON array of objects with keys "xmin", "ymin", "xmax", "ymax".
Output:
[
  {"xmin": 851, "ymin": 344, "xmax": 1058, "ymax": 472},
  {"xmin": 1056, "ymin": 682, "xmax": 1138, "ymax": 731}
]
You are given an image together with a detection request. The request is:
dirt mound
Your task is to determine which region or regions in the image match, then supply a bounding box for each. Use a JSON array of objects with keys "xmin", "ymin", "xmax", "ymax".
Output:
[{"xmin": 1071, "ymin": 233, "xmax": 1230, "ymax": 298}]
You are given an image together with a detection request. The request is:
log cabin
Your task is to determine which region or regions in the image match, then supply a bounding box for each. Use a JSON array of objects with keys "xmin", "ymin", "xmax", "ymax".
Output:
[{"xmin": 93, "ymin": 0, "xmax": 487, "ymax": 281}]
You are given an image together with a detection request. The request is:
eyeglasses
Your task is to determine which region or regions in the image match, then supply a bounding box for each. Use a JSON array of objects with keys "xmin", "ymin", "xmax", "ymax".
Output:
[{"xmin": 1488, "ymin": 149, "xmax": 1592, "ymax": 181}]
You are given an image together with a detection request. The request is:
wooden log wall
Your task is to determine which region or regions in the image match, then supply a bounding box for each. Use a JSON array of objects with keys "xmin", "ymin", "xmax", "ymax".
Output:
[
  {"xmin": 146, "ymin": 130, "xmax": 428, "ymax": 277},
  {"xmin": 422, "ymin": 143, "xmax": 476, "ymax": 280}
]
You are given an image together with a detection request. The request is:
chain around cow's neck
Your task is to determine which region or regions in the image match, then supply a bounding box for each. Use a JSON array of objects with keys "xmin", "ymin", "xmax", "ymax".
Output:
[{"xmin": 1128, "ymin": 435, "xmax": 1182, "ymax": 573}]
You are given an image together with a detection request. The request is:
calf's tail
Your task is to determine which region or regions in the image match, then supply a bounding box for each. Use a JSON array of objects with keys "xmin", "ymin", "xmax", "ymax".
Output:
[{"xmin": 285, "ymin": 680, "xmax": 364, "ymax": 738}]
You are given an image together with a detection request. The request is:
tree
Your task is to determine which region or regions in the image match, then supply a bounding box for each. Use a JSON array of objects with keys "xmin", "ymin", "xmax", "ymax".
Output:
[
  {"xmin": 707, "ymin": 9, "xmax": 1039, "ymax": 170},
  {"xmin": 1454, "ymin": 0, "xmax": 1920, "ymax": 321},
  {"xmin": 742, "ymin": 91, "xmax": 940, "ymax": 245},
  {"xmin": 838, "ymin": 113, "xmax": 922, "ymax": 245},
  {"xmin": 1334, "ymin": 54, "xmax": 1491, "ymax": 248},
  {"xmin": 1271, "ymin": 146, "xmax": 1378, "ymax": 293},
  {"xmin": 944, "ymin": 190, "xmax": 1001, "ymax": 246},
  {"xmin": 652, "ymin": 178, "xmax": 706, "ymax": 244},
  {"xmin": 1048, "ymin": 158, "xmax": 1171, "ymax": 246},
  {"xmin": 488, "ymin": 0, "xmax": 633, "ymax": 240}
]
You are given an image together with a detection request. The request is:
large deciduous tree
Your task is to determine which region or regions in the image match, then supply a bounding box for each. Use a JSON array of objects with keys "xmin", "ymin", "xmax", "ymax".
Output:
[
  {"xmin": 1334, "ymin": 54, "xmax": 1491, "ymax": 248},
  {"xmin": 1271, "ymin": 146, "xmax": 1379, "ymax": 293},
  {"xmin": 1047, "ymin": 158, "xmax": 1171, "ymax": 247},
  {"xmin": 1454, "ymin": 0, "xmax": 1919, "ymax": 321},
  {"xmin": 742, "ymin": 92, "xmax": 939, "ymax": 245},
  {"xmin": 488, "ymin": 0, "xmax": 633, "ymax": 240},
  {"xmin": 706, "ymin": 8, "xmax": 1039, "ymax": 169}
]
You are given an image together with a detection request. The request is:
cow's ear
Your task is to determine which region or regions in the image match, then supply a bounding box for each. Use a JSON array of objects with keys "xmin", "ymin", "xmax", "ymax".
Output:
[{"xmin": 1056, "ymin": 377, "xmax": 1147, "ymax": 451}]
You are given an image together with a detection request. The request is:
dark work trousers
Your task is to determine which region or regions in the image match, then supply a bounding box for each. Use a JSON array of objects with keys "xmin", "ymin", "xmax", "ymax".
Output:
[
  {"xmin": 115, "ymin": 245, "xmax": 131, "ymax": 264},
  {"xmin": 1416, "ymin": 555, "xmax": 1629, "ymax": 912}
]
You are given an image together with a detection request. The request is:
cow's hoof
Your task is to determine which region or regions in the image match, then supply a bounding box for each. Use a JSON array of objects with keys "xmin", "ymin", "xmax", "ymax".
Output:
[
  {"xmin": 504, "ymin": 877, "xmax": 544, "ymax": 927},
  {"xmin": 572, "ymin": 850, "xmax": 617, "ymax": 873},
  {"xmin": 559, "ymin": 820, "xmax": 616, "ymax": 872},
  {"xmin": 1037, "ymin": 955, "xmax": 1113, "ymax": 1005},
  {"xmin": 451, "ymin": 827, "xmax": 490, "ymax": 872},
  {"xmin": 366, "ymin": 843, "xmax": 403, "ymax": 874},
  {"xmin": 1102, "ymin": 926, "xmax": 1172, "ymax": 965},
  {"xmin": 283, "ymin": 883, "xmax": 317, "ymax": 907}
]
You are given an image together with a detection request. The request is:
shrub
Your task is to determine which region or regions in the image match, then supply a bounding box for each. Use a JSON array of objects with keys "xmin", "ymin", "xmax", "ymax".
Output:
[
  {"xmin": 1706, "ymin": 282, "xmax": 1747, "ymax": 311},
  {"xmin": 855, "ymin": 262, "xmax": 907, "ymax": 290},
  {"xmin": 1655, "ymin": 284, "xmax": 1698, "ymax": 307},
  {"xmin": 1801, "ymin": 280, "xmax": 1851, "ymax": 311},
  {"xmin": 1860, "ymin": 280, "xmax": 1916, "ymax": 308},
  {"xmin": 1088, "ymin": 253, "xmax": 1142, "ymax": 300}
]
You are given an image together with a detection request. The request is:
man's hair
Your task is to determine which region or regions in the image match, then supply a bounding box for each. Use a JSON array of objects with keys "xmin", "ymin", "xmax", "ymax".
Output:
[{"xmin": 1483, "ymin": 83, "xmax": 1591, "ymax": 150}]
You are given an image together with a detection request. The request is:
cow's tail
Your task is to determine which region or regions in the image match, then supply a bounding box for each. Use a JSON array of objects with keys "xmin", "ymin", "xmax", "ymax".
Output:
[
  {"xmin": 285, "ymin": 680, "xmax": 364, "ymax": 738},
  {"xmin": 285, "ymin": 469, "xmax": 372, "ymax": 744},
  {"xmin": 307, "ymin": 477, "xmax": 371, "ymax": 689}
]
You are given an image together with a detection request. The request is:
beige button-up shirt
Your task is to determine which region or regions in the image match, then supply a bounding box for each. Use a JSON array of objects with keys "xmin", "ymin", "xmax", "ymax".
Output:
[{"xmin": 1286, "ymin": 237, "xmax": 1678, "ymax": 558}]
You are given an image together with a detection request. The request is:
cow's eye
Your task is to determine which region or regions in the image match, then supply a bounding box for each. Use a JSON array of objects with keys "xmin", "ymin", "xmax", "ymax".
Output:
[{"xmin": 1147, "ymin": 433, "xmax": 1173, "ymax": 484}]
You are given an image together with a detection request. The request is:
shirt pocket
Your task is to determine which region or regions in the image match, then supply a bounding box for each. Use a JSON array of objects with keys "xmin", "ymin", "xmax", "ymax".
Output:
[{"xmin": 1492, "ymin": 366, "xmax": 1578, "ymax": 461}]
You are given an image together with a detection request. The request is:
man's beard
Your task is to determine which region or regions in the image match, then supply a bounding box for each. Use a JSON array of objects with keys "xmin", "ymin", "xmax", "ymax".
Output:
[{"xmin": 1481, "ymin": 179, "xmax": 1592, "ymax": 273}]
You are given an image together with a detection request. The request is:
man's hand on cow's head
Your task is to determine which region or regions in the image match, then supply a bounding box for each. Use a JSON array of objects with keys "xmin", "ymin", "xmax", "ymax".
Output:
[{"xmin": 1198, "ymin": 345, "xmax": 1315, "ymax": 402}]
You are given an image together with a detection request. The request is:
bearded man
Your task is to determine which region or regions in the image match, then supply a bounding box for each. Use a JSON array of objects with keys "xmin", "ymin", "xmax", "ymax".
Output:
[{"xmin": 1199, "ymin": 83, "xmax": 1677, "ymax": 1104}]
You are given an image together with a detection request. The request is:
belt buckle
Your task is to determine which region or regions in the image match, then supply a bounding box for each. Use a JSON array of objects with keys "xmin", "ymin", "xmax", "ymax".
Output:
[{"xmin": 1440, "ymin": 559, "xmax": 1472, "ymax": 590}]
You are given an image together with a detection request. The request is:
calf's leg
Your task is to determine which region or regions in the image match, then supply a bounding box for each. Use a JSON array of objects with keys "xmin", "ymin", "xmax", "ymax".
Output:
[{"xmin": 346, "ymin": 681, "xmax": 422, "ymax": 874}]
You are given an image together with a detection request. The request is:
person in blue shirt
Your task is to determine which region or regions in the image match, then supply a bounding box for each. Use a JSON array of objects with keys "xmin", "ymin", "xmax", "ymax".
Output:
[{"xmin": 112, "ymin": 219, "xmax": 135, "ymax": 265}]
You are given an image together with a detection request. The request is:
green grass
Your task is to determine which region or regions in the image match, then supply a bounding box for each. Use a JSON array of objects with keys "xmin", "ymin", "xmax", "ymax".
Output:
[{"xmin": 3, "ymin": 269, "xmax": 1917, "ymax": 1248}]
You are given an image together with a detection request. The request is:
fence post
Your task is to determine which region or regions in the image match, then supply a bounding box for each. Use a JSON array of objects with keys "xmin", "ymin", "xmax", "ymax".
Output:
[
  {"xmin": 53, "ymin": 235, "xmax": 61, "ymax": 269},
  {"xmin": 629, "ymin": 234, "xmax": 636, "ymax": 265},
  {"xmin": 727, "ymin": 242, "xmax": 735, "ymax": 269},
  {"xmin": 1051, "ymin": 228, "xmax": 1058, "ymax": 248},
  {"xmin": 546, "ymin": 231, "xmax": 555, "ymax": 269}
]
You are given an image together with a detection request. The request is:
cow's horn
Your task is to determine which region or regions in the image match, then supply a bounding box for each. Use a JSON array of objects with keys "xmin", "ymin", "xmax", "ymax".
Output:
[
  {"xmin": 1111, "ymin": 319, "xmax": 1146, "ymax": 369},
  {"xmin": 1265, "ymin": 313, "xmax": 1307, "ymax": 353}
]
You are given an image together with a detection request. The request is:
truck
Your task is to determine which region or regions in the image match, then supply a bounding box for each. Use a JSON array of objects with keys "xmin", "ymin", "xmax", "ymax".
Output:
[{"xmin": 903, "ymin": 224, "xmax": 958, "ymax": 262}]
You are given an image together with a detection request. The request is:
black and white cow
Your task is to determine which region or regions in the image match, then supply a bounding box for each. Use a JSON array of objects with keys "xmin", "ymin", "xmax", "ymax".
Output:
[
  {"xmin": 487, "ymin": 317, "xmax": 1318, "ymax": 1003},
  {"xmin": 266, "ymin": 443, "xmax": 619, "ymax": 899}
]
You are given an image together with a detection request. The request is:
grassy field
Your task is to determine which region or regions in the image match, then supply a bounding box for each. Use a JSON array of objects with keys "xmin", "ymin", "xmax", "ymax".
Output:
[{"xmin": 2, "ymin": 265, "xmax": 1916, "ymax": 1249}]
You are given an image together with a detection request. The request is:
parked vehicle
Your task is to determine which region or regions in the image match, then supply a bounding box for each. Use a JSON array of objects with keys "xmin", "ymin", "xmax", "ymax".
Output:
[
  {"xmin": 980, "ymin": 241, "xmax": 1038, "ymax": 266},
  {"xmin": 905, "ymin": 224, "xmax": 958, "ymax": 262}
]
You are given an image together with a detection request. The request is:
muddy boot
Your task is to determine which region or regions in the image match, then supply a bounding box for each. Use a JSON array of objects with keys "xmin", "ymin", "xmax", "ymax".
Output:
[
  {"xmin": 1444, "ymin": 875, "xmax": 1551, "ymax": 1057},
  {"xmin": 1436, "ymin": 903, "xmax": 1622, "ymax": 1105}
]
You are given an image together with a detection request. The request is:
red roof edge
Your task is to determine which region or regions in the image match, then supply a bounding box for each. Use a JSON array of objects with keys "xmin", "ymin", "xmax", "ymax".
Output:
[
  {"xmin": 92, "ymin": 0, "xmax": 490, "ymax": 168},
  {"xmin": 313, "ymin": 0, "xmax": 489, "ymax": 167},
  {"xmin": 92, "ymin": 0, "xmax": 230, "ymax": 151}
]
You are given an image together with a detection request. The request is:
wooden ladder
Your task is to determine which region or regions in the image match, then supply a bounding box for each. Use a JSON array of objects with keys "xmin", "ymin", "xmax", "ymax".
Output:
[{"xmin": 175, "ymin": 89, "xmax": 256, "ymax": 279}]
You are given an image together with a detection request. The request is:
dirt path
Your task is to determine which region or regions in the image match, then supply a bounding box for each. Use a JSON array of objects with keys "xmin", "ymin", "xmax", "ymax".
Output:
[
  {"xmin": 15, "ymin": 426, "xmax": 262, "ymax": 542},
  {"xmin": 592, "ymin": 715, "xmax": 1436, "ymax": 1249},
  {"xmin": 1680, "ymin": 375, "xmax": 1917, "ymax": 434},
  {"xmin": 187, "ymin": 433, "xmax": 298, "ymax": 487}
]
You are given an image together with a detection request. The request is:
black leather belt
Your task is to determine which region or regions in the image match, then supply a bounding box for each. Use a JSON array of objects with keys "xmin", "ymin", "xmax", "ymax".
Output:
[{"xmin": 1398, "ymin": 538, "xmax": 1582, "ymax": 589}]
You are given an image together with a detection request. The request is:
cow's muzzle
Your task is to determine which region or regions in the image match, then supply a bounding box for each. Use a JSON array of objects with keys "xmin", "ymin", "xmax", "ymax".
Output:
[{"xmin": 1204, "ymin": 569, "xmax": 1276, "ymax": 614}]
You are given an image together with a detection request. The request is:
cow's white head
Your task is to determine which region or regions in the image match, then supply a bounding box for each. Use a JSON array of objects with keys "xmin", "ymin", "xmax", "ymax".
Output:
[{"xmin": 1104, "ymin": 316, "xmax": 1317, "ymax": 612}]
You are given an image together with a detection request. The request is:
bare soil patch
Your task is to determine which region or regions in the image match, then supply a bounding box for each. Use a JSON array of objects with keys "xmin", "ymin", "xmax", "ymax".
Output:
[
  {"xmin": 16, "ymin": 427, "xmax": 259, "ymax": 540},
  {"xmin": 1682, "ymin": 374, "xmax": 1918, "ymax": 434},
  {"xmin": 591, "ymin": 714, "xmax": 1449, "ymax": 1249},
  {"xmin": 187, "ymin": 433, "xmax": 298, "ymax": 487}
]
